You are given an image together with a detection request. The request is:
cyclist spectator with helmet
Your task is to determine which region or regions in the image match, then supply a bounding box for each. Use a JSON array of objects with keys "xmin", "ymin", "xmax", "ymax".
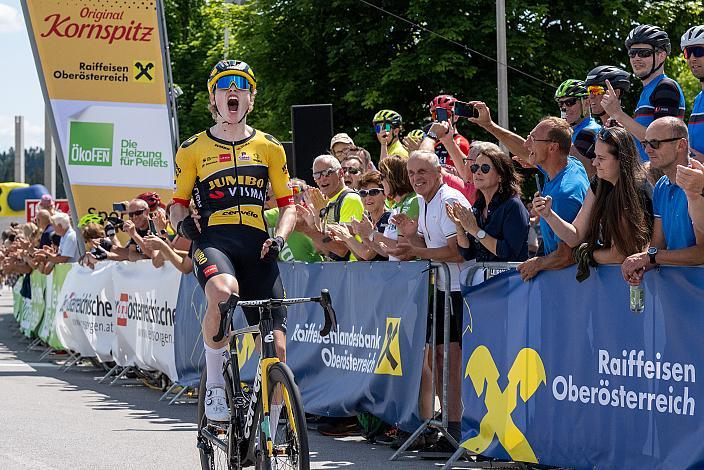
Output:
[
  {"xmin": 601, "ymin": 25, "xmax": 686, "ymax": 162},
  {"xmin": 584, "ymin": 65, "xmax": 632, "ymax": 127},
  {"xmin": 403, "ymin": 129, "xmax": 426, "ymax": 153},
  {"xmin": 170, "ymin": 59, "xmax": 296, "ymax": 423},
  {"xmin": 374, "ymin": 110, "xmax": 408, "ymax": 160},
  {"xmin": 533, "ymin": 126, "xmax": 654, "ymax": 281},
  {"xmin": 681, "ymin": 25, "xmax": 704, "ymax": 161},
  {"xmin": 330, "ymin": 133, "xmax": 355, "ymax": 162},
  {"xmin": 554, "ymin": 79, "xmax": 601, "ymax": 178}
]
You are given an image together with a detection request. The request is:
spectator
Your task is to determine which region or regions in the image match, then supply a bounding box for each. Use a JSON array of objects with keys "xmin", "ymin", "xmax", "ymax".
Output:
[
  {"xmin": 584, "ymin": 65, "xmax": 632, "ymax": 127},
  {"xmin": 466, "ymin": 103, "xmax": 590, "ymax": 280},
  {"xmin": 387, "ymin": 150, "xmax": 471, "ymax": 452},
  {"xmin": 113, "ymin": 198, "xmax": 154, "ymax": 261},
  {"xmin": 143, "ymin": 235, "xmax": 193, "ymax": 274},
  {"xmin": 601, "ymin": 24, "xmax": 686, "ymax": 162},
  {"xmin": 428, "ymin": 95, "xmax": 472, "ymax": 169},
  {"xmin": 44, "ymin": 212, "xmax": 79, "ymax": 265},
  {"xmin": 301, "ymin": 155, "xmax": 364, "ymax": 260},
  {"xmin": 36, "ymin": 209, "xmax": 55, "ymax": 248},
  {"xmin": 329, "ymin": 171, "xmax": 390, "ymax": 261},
  {"xmin": 348, "ymin": 146, "xmax": 375, "ymax": 172},
  {"xmin": 447, "ymin": 143, "xmax": 529, "ymax": 262},
  {"xmin": 351, "ymin": 156, "xmax": 418, "ymax": 261},
  {"xmin": 677, "ymin": 159, "xmax": 704, "ymax": 234},
  {"xmin": 681, "ymin": 26, "xmax": 704, "ymax": 161},
  {"xmin": 554, "ymin": 79, "xmax": 601, "ymax": 178},
  {"xmin": 534, "ymin": 127, "xmax": 653, "ymax": 280},
  {"xmin": 38, "ymin": 194, "xmax": 56, "ymax": 215},
  {"xmin": 341, "ymin": 155, "xmax": 364, "ymax": 190},
  {"xmin": 330, "ymin": 133, "xmax": 355, "ymax": 162},
  {"xmin": 622, "ymin": 117, "xmax": 704, "ymax": 284},
  {"xmin": 374, "ymin": 109, "xmax": 408, "ymax": 160}
]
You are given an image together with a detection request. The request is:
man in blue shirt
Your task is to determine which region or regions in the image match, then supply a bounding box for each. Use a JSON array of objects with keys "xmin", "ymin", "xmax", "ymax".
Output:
[
  {"xmin": 681, "ymin": 25, "xmax": 704, "ymax": 161},
  {"xmin": 601, "ymin": 25, "xmax": 686, "ymax": 162},
  {"xmin": 622, "ymin": 118, "xmax": 704, "ymax": 284},
  {"xmin": 465, "ymin": 103, "xmax": 590, "ymax": 280}
]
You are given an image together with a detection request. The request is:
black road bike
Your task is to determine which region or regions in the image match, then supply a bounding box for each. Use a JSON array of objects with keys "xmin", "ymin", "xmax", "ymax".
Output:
[{"xmin": 197, "ymin": 290, "xmax": 337, "ymax": 470}]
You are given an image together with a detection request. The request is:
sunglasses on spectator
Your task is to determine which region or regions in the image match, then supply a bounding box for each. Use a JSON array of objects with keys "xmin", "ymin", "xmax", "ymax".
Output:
[
  {"xmin": 527, "ymin": 134, "xmax": 555, "ymax": 144},
  {"xmin": 358, "ymin": 188, "xmax": 384, "ymax": 197},
  {"xmin": 558, "ymin": 98, "xmax": 579, "ymax": 108},
  {"xmin": 640, "ymin": 137, "xmax": 684, "ymax": 149},
  {"xmin": 628, "ymin": 48, "xmax": 655, "ymax": 59},
  {"xmin": 684, "ymin": 46, "xmax": 704, "ymax": 59},
  {"xmin": 374, "ymin": 123, "xmax": 392, "ymax": 133},
  {"xmin": 588, "ymin": 85, "xmax": 606, "ymax": 96},
  {"xmin": 342, "ymin": 167, "xmax": 361, "ymax": 175},
  {"xmin": 214, "ymin": 75, "xmax": 251, "ymax": 91},
  {"xmin": 470, "ymin": 163, "xmax": 492, "ymax": 174},
  {"xmin": 128, "ymin": 209, "xmax": 146, "ymax": 218},
  {"xmin": 312, "ymin": 168, "xmax": 338, "ymax": 179}
]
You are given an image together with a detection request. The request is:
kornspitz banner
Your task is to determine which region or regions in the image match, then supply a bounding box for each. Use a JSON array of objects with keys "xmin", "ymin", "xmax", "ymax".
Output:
[{"xmin": 461, "ymin": 266, "xmax": 704, "ymax": 469}]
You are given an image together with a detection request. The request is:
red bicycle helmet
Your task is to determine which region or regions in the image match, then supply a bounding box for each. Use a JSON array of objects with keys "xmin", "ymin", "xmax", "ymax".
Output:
[
  {"xmin": 137, "ymin": 191, "xmax": 165, "ymax": 210},
  {"xmin": 430, "ymin": 94, "xmax": 457, "ymax": 112}
]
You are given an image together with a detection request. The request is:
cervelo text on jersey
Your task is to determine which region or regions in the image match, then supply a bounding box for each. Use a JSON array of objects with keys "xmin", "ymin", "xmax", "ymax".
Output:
[{"xmin": 173, "ymin": 129, "xmax": 293, "ymax": 232}]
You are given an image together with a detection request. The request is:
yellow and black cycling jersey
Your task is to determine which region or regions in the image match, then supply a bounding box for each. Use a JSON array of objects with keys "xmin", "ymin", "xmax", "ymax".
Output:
[{"xmin": 173, "ymin": 128, "xmax": 293, "ymax": 233}]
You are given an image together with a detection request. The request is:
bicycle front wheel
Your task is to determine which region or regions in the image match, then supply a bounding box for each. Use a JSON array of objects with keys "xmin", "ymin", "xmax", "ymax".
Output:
[{"xmin": 257, "ymin": 362, "xmax": 310, "ymax": 470}]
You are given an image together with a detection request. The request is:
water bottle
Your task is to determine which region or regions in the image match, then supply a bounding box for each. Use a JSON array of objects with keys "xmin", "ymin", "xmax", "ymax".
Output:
[{"xmin": 629, "ymin": 284, "xmax": 644, "ymax": 313}]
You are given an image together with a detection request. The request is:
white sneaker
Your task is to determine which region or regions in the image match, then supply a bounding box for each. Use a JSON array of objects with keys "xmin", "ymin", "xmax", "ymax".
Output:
[{"xmin": 205, "ymin": 386, "xmax": 230, "ymax": 422}]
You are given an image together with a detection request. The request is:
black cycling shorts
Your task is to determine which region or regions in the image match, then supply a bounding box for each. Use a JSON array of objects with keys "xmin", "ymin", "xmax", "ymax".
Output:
[
  {"xmin": 426, "ymin": 290, "xmax": 464, "ymax": 345},
  {"xmin": 191, "ymin": 225, "xmax": 287, "ymax": 333}
]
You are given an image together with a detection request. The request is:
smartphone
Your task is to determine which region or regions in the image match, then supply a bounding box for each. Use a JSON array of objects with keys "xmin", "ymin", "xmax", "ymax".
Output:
[
  {"xmin": 534, "ymin": 174, "xmax": 543, "ymax": 195},
  {"xmin": 435, "ymin": 107, "xmax": 449, "ymax": 122},
  {"xmin": 454, "ymin": 101, "xmax": 479, "ymax": 119},
  {"xmin": 112, "ymin": 202, "xmax": 127, "ymax": 212},
  {"xmin": 148, "ymin": 217, "xmax": 157, "ymax": 235}
]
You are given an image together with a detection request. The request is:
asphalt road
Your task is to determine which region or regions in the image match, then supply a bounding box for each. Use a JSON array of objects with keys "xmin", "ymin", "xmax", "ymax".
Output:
[{"xmin": 0, "ymin": 289, "xmax": 472, "ymax": 470}]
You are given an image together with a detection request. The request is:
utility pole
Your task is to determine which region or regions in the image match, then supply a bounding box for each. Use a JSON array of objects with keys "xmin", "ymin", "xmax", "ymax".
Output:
[
  {"xmin": 496, "ymin": 0, "xmax": 509, "ymax": 131},
  {"xmin": 44, "ymin": 107, "xmax": 56, "ymax": 195},
  {"xmin": 14, "ymin": 116, "xmax": 25, "ymax": 183}
]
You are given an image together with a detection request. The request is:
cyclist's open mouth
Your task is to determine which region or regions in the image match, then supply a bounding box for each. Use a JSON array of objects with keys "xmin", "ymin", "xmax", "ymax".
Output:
[{"xmin": 227, "ymin": 96, "xmax": 239, "ymax": 113}]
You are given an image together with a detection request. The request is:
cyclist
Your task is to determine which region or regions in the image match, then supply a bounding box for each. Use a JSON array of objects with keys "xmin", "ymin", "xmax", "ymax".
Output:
[
  {"xmin": 374, "ymin": 109, "xmax": 408, "ymax": 160},
  {"xmin": 584, "ymin": 65, "xmax": 631, "ymax": 127},
  {"xmin": 681, "ymin": 25, "xmax": 704, "ymax": 160},
  {"xmin": 601, "ymin": 24, "xmax": 686, "ymax": 162},
  {"xmin": 554, "ymin": 79, "xmax": 601, "ymax": 177},
  {"xmin": 170, "ymin": 60, "xmax": 295, "ymax": 423}
]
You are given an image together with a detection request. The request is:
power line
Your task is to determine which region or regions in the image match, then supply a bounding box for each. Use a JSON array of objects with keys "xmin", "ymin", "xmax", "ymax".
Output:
[{"xmin": 358, "ymin": 0, "xmax": 557, "ymax": 89}]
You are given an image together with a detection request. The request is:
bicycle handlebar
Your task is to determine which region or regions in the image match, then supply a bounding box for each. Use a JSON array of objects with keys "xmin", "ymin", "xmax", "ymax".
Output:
[{"xmin": 212, "ymin": 289, "xmax": 338, "ymax": 343}]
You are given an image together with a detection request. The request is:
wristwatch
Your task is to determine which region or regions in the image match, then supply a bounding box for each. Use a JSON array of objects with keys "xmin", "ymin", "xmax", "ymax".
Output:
[
  {"xmin": 647, "ymin": 246, "xmax": 658, "ymax": 265},
  {"xmin": 476, "ymin": 229, "xmax": 487, "ymax": 240}
]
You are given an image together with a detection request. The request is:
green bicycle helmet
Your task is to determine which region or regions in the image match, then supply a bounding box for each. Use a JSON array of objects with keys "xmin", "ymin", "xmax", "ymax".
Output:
[
  {"xmin": 406, "ymin": 129, "xmax": 425, "ymax": 140},
  {"xmin": 554, "ymin": 79, "xmax": 588, "ymax": 101},
  {"xmin": 78, "ymin": 213, "xmax": 104, "ymax": 228},
  {"xmin": 372, "ymin": 109, "xmax": 403, "ymax": 127}
]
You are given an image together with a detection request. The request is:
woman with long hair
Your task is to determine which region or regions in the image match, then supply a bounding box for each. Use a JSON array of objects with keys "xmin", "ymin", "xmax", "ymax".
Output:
[
  {"xmin": 532, "ymin": 126, "xmax": 653, "ymax": 272},
  {"xmin": 447, "ymin": 142, "xmax": 529, "ymax": 262}
]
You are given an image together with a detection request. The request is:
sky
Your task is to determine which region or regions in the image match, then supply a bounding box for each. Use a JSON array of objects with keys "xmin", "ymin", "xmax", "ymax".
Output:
[{"xmin": 0, "ymin": 0, "xmax": 45, "ymax": 152}]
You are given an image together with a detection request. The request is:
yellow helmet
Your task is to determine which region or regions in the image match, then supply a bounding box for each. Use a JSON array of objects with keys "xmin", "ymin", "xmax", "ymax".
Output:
[{"xmin": 207, "ymin": 60, "xmax": 256, "ymax": 94}]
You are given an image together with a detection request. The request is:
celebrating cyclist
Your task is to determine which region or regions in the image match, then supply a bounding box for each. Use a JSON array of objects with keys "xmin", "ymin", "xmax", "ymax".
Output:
[{"xmin": 170, "ymin": 60, "xmax": 295, "ymax": 422}]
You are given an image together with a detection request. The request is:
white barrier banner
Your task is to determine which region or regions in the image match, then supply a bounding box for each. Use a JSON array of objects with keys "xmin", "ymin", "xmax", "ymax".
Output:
[
  {"xmin": 111, "ymin": 260, "xmax": 180, "ymax": 382},
  {"xmin": 54, "ymin": 262, "xmax": 115, "ymax": 361}
]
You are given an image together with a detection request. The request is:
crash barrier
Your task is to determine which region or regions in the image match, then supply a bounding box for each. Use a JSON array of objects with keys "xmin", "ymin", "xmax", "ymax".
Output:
[
  {"xmin": 455, "ymin": 264, "xmax": 704, "ymax": 470},
  {"xmin": 11, "ymin": 260, "xmax": 432, "ymax": 432}
]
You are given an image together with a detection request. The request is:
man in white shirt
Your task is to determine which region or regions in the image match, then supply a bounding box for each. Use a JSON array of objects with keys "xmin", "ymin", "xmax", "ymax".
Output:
[
  {"xmin": 388, "ymin": 150, "xmax": 471, "ymax": 452},
  {"xmin": 44, "ymin": 212, "xmax": 79, "ymax": 266}
]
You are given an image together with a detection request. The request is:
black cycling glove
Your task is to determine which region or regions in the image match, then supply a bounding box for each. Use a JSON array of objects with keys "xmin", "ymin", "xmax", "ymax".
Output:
[
  {"xmin": 177, "ymin": 216, "xmax": 201, "ymax": 240},
  {"xmin": 262, "ymin": 236, "xmax": 284, "ymax": 263}
]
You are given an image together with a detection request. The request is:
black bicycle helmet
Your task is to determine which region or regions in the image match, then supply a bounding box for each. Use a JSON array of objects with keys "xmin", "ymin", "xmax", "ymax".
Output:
[
  {"xmin": 625, "ymin": 24, "xmax": 671, "ymax": 54},
  {"xmin": 584, "ymin": 65, "xmax": 631, "ymax": 93}
]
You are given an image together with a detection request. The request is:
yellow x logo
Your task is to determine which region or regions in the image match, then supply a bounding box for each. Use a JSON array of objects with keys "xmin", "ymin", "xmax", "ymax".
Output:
[{"xmin": 462, "ymin": 345, "xmax": 546, "ymax": 463}]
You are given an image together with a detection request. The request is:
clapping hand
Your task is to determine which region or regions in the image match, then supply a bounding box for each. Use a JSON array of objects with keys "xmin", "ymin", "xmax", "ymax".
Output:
[
  {"xmin": 390, "ymin": 213, "xmax": 418, "ymax": 238},
  {"xmin": 676, "ymin": 159, "xmax": 704, "ymax": 197}
]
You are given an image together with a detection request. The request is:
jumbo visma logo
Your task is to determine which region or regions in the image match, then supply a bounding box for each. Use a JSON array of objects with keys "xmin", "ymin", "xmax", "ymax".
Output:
[
  {"xmin": 374, "ymin": 317, "xmax": 402, "ymax": 376},
  {"xmin": 68, "ymin": 121, "xmax": 113, "ymax": 166},
  {"xmin": 462, "ymin": 345, "xmax": 546, "ymax": 463}
]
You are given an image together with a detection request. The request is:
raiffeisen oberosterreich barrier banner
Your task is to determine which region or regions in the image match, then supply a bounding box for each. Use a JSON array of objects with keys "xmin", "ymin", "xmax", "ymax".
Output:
[{"xmin": 21, "ymin": 0, "xmax": 175, "ymax": 222}]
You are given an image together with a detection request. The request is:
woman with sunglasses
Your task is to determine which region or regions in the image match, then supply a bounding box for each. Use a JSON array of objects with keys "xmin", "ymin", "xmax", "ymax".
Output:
[
  {"xmin": 532, "ymin": 127, "xmax": 653, "ymax": 273},
  {"xmin": 329, "ymin": 171, "xmax": 391, "ymax": 260},
  {"xmin": 446, "ymin": 143, "xmax": 529, "ymax": 262},
  {"xmin": 351, "ymin": 156, "xmax": 419, "ymax": 261}
]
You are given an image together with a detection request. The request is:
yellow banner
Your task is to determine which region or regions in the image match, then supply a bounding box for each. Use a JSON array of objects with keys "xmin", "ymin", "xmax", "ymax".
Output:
[{"xmin": 24, "ymin": 0, "xmax": 166, "ymax": 104}]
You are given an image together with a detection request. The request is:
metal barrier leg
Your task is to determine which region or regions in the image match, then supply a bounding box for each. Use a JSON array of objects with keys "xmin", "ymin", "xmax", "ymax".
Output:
[
  {"xmin": 25, "ymin": 337, "xmax": 42, "ymax": 351},
  {"xmin": 442, "ymin": 446, "xmax": 471, "ymax": 469},
  {"xmin": 168, "ymin": 386, "xmax": 189, "ymax": 405},
  {"xmin": 37, "ymin": 346, "xmax": 54, "ymax": 361},
  {"xmin": 98, "ymin": 364, "xmax": 122, "ymax": 384},
  {"xmin": 109, "ymin": 366, "xmax": 133, "ymax": 385},
  {"xmin": 159, "ymin": 382, "xmax": 179, "ymax": 401},
  {"xmin": 63, "ymin": 353, "xmax": 81, "ymax": 371}
]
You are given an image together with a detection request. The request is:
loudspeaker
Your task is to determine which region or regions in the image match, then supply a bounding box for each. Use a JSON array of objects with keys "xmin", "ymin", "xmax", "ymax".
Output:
[{"xmin": 291, "ymin": 104, "xmax": 333, "ymax": 185}]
